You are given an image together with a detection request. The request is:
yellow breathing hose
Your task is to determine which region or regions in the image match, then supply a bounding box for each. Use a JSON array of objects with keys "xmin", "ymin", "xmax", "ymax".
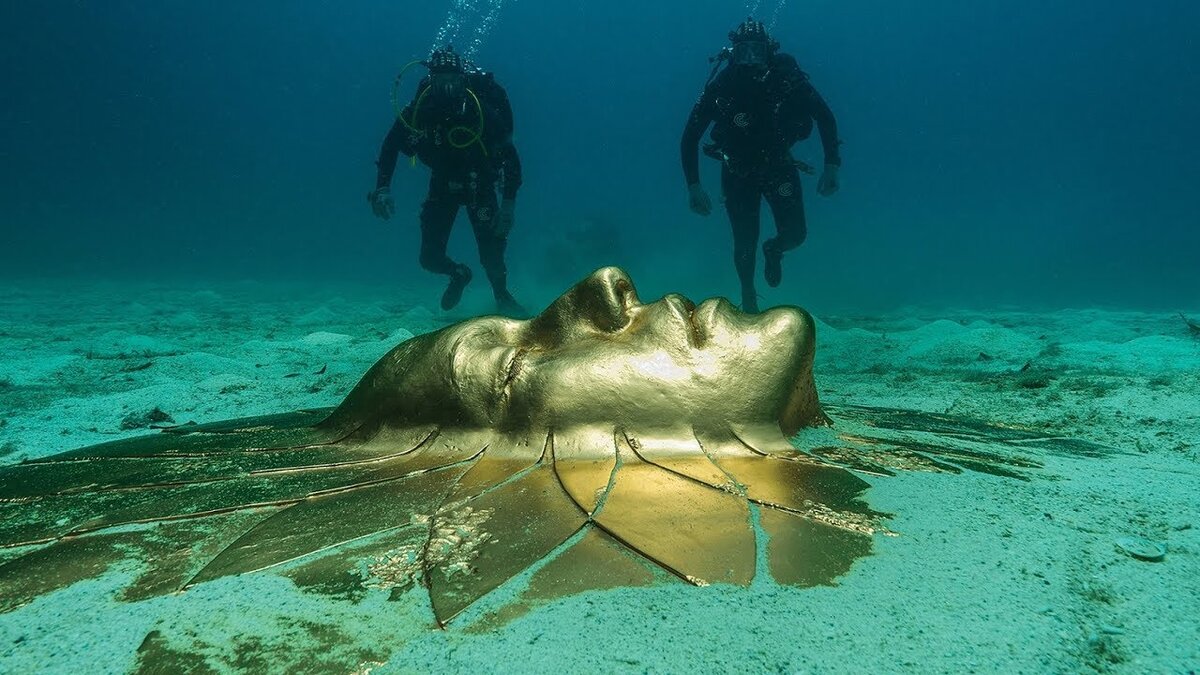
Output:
[
  {"xmin": 391, "ymin": 62, "xmax": 488, "ymax": 164},
  {"xmin": 451, "ymin": 88, "xmax": 487, "ymax": 156}
]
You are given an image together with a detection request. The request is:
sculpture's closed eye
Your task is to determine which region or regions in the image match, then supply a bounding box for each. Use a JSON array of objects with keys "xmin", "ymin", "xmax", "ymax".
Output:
[{"xmin": 499, "ymin": 348, "xmax": 526, "ymax": 398}]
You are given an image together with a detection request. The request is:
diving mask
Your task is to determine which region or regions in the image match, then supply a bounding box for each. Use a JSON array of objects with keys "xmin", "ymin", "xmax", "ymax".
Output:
[{"xmin": 730, "ymin": 40, "xmax": 771, "ymax": 68}]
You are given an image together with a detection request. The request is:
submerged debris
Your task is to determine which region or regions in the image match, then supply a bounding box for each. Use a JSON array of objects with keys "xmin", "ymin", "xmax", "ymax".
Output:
[
  {"xmin": 1114, "ymin": 536, "xmax": 1166, "ymax": 562},
  {"xmin": 120, "ymin": 407, "xmax": 175, "ymax": 431},
  {"xmin": 366, "ymin": 507, "xmax": 495, "ymax": 591}
]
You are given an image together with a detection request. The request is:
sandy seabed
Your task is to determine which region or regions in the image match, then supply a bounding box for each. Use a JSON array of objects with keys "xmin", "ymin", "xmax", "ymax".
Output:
[{"xmin": 0, "ymin": 280, "xmax": 1197, "ymax": 674}]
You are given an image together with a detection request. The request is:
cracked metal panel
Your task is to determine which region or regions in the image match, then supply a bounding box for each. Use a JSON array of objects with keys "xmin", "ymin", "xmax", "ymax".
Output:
[
  {"xmin": 759, "ymin": 505, "xmax": 874, "ymax": 587},
  {"xmin": 428, "ymin": 463, "xmax": 587, "ymax": 625},
  {"xmin": 593, "ymin": 438, "xmax": 756, "ymax": 587},
  {"xmin": 550, "ymin": 426, "xmax": 618, "ymax": 515}
]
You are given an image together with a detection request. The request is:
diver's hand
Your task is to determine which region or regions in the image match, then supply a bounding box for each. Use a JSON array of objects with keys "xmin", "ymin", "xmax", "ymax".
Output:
[
  {"xmin": 368, "ymin": 187, "xmax": 395, "ymax": 220},
  {"xmin": 494, "ymin": 198, "xmax": 516, "ymax": 237},
  {"xmin": 688, "ymin": 183, "xmax": 712, "ymax": 216},
  {"xmin": 817, "ymin": 164, "xmax": 840, "ymax": 197}
]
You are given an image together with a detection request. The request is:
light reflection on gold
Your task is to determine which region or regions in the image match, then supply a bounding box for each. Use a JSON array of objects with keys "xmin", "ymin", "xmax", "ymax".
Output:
[
  {"xmin": 550, "ymin": 427, "xmax": 617, "ymax": 515},
  {"xmin": 0, "ymin": 266, "xmax": 1066, "ymax": 655},
  {"xmin": 593, "ymin": 436, "xmax": 756, "ymax": 586}
]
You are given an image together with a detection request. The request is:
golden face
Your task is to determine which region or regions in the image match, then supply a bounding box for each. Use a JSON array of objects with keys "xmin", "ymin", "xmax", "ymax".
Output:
[
  {"xmin": 0, "ymin": 266, "xmax": 1056, "ymax": 657},
  {"xmin": 335, "ymin": 266, "xmax": 827, "ymax": 435}
]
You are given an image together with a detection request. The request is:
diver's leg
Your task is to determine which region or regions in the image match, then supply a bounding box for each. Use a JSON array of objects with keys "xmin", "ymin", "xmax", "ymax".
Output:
[
  {"xmin": 762, "ymin": 164, "xmax": 806, "ymax": 288},
  {"xmin": 721, "ymin": 166, "xmax": 762, "ymax": 313},
  {"xmin": 418, "ymin": 178, "xmax": 460, "ymax": 275},
  {"xmin": 467, "ymin": 184, "xmax": 525, "ymax": 316},
  {"xmin": 419, "ymin": 177, "xmax": 472, "ymax": 310}
]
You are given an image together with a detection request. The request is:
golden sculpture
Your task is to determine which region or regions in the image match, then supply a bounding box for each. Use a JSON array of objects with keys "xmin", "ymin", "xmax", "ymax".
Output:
[{"xmin": 0, "ymin": 267, "xmax": 1104, "ymax": 636}]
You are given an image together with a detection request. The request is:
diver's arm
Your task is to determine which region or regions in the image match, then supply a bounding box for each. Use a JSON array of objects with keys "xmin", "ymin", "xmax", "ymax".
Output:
[
  {"xmin": 491, "ymin": 140, "xmax": 521, "ymax": 237},
  {"xmin": 497, "ymin": 141, "xmax": 522, "ymax": 200},
  {"xmin": 807, "ymin": 84, "xmax": 841, "ymax": 167},
  {"xmin": 680, "ymin": 95, "xmax": 715, "ymax": 187},
  {"xmin": 487, "ymin": 79, "xmax": 520, "ymax": 199},
  {"xmin": 491, "ymin": 81, "xmax": 515, "ymax": 140},
  {"xmin": 681, "ymin": 95, "xmax": 716, "ymax": 216},
  {"xmin": 369, "ymin": 117, "xmax": 413, "ymax": 219},
  {"xmin": 375, "ymin": 117, "xmax": 415, "ymax": 190},
  {"xmin": 802, "ymin": 83, "xmax": 842, "ymax": 196}
]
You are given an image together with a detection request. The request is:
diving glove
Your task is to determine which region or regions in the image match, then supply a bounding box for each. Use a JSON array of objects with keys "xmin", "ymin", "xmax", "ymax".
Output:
[
  {"xmin": 368, "ymin": 187, "xmax": 395, "ymax": 220},
  {"xmin": 817, "ymin": 164, "xmax": 840, "ymax": 197},
  {"xmin": 688, "ymin": 183, "xmax": 713, "ymax": 216},
  {"xmin": 494, "ymin": 198, "xmax": 516, "ymax": 237}
]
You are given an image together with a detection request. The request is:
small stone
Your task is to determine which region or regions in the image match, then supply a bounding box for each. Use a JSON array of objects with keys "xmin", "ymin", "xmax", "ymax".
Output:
[
  {"xmin": 119, "ymin": 407, "xmax": 174, "ymax": 430},
  {"xmin": 1114, "ymin": 536, "xmax": 1166, "ymax": 562}
]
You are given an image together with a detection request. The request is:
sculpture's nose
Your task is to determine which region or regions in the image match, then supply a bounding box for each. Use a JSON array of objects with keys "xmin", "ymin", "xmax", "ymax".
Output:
[
  {"xmin": 527, "ymin": 267, "xmax": 641, "ymax": 342},
  {"xmin": 576, "ymin": 267, "xmax": 638, "ymax": 332}
]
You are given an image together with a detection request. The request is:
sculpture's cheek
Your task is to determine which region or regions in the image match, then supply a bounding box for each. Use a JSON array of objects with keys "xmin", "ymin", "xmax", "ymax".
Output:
[
  {"xmin": 504, "ymin": 357, "xmax": 631, "ymax": 426},
  {"xmin": 501, "ymin": 346, "xmax": 804, "ymax": 429}
]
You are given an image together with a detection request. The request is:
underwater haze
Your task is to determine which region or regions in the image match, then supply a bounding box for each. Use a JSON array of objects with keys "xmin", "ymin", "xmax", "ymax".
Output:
[
  {"xmin": 3, "ymin": 3, "xmax": 1200, "ymax": 673},
  {"xmin": 1, "ymin": 0, "xmax": 1198, "ymax": 310}
]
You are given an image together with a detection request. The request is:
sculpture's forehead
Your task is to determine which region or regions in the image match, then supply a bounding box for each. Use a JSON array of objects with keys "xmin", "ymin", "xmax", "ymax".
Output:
[
  {"xmin": 444, "ymin": 316, "xmax": 527, "ymax": 349},
  {"xmin": 412, "ymin": 316, "xmax": 522, "ymax": 357}
]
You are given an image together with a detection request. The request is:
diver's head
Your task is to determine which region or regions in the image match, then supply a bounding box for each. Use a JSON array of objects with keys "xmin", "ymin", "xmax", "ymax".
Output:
[
  {"xmin": 727, "ymin": 18, "xmax": 778, "ymax": 69},
  {"xmin": 426, "ymin": 44, "xmax": 466, "ymax": 74},
  {"xmin": 424, "ymin": 45, "xmax": 469, "ymax": 101}
]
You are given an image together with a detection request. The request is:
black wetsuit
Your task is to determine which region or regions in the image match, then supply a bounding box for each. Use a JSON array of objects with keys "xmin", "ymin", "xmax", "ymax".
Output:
[
  {"xmin": 681, "ymin": 53, "xmax": 840, "ymax": 303},
  {"xmin": 375, "ymin": 71, "xmax": 523, "ymax": 301}
]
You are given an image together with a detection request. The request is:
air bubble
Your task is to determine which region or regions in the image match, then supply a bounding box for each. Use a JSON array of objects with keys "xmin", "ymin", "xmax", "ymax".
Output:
[{"xmin": 431, "ymin": 0, "xmax": 511, "ymax": 61}]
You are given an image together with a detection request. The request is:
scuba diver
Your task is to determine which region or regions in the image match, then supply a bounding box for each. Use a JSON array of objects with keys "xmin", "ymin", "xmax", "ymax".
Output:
[
  {"xmin": 368, "ymin": 45, "xmax": 525, "ymax": 315},
  {"xmin": 681, "ymin": 19, "xmax": 842, "ymax": 313}
]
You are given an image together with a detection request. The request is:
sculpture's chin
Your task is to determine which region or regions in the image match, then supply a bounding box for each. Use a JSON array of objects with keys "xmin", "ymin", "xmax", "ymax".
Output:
[{"xmin": 777, "ymin": 371, "xmax": 830, "ymax": 437}]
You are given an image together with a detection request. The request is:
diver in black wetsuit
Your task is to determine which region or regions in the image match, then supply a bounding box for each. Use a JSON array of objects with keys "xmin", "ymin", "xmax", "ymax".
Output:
[
  {"xmin": 369, "ymin": 46, "xmax": 525, "ymax": 315},
  {"xmin": 681, "ymin": 19, "xmax": 842, "ymax": 313}
]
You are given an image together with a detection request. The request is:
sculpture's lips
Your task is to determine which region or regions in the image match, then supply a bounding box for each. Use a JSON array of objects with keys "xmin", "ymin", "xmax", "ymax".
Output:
[
  {"xmin": 693, "ymin": 297, "xmax": 725, "ymax": 328},
  {"xmin": 677, "ymin": 296, "xmax": 727, "ymax": 348},
  {"xmin": 688, "ymin": 303, "xmax": 703, "ymax": 347}
]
